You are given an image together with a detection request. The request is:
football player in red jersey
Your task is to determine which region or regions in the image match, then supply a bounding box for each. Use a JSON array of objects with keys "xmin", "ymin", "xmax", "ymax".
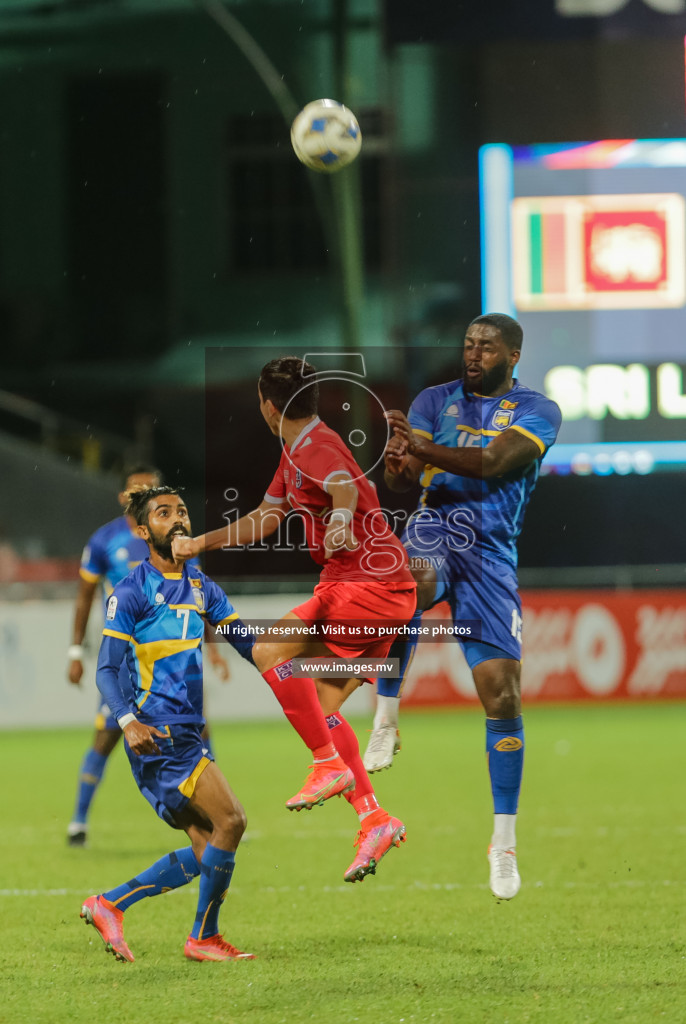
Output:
[{"xmin": 173, "ymin": 356, "xmax": 416, "ymax": 882}]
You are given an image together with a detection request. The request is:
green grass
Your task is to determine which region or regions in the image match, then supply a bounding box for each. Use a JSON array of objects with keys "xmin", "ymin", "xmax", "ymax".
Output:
[{"xmin": 1, "ymin": 705, "xmax": 684, "ymax": 1024}]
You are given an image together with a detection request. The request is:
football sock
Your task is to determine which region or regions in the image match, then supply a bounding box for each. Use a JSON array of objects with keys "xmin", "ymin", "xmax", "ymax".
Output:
[
  {"xmin": 103, "ymin": 847, "xmax": 200, "ymax": 912},
  {"xmin": 191, "ymin": 845, "xmax": 236, "ymax": 940},
  {"xmin": 372, "ymin": 694, "xmax": 400, "ymax": 730},
  {"xmin": 262, "ymin": 661, "xmax": 331, "ymax": 751},
  {"xmin": 492, "ymin": 812, "xmax": 517, "ymax": 849},
  {"xmin": 486, "ymin": 716, "xmax": 525, "ymax": 818},
  {"xmin": 326, "ymin": 712, "xmax": 376, "ymax": 809},
  {"xmin": 72, "ymin": 748, "xmax": 108, "ymax": 824},
  {"xmin": 376, "ymin": 618, "xmax": 420, "ymax": 698}
]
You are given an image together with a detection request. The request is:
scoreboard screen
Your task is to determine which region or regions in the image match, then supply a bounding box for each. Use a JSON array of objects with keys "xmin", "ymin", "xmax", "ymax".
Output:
[{"xmin": 479, "ymin": 139, "xmax": 686, "ymax": 475}]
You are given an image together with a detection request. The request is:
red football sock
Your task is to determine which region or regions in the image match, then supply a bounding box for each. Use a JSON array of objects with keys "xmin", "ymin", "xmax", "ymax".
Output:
[
  {"xmin": 325, "ymin": 712, "xmax": 377, "ymax": 808},
  {"xmin": 262, "ymin": 662, "xmax": 331, "ymax": 752}
]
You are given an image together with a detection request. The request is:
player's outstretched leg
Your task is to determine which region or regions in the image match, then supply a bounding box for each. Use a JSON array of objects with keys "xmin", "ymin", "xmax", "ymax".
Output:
[
  {"xmin": 325, "ymin": 710, "xmax": 407, "ymax": 882},
  {"xmin": 486, "ymin": 716, "xmax": 524, "ymax": 900},
  {"xmin": 257, "ymin": 657, "xmax": 354, "ymax": 810},
  {"xmin": 80, "ymin": 847, "xmax": 201, "ymax": 962},
  {"xmin": 363, "ymin": 621, "xmax": 420, "ymax": 772}
]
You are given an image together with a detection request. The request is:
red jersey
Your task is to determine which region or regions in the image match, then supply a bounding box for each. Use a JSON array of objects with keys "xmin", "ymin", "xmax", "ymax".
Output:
[{"xmin": 264, "ymin": 417, "xmax": 412, "ymax": 585}]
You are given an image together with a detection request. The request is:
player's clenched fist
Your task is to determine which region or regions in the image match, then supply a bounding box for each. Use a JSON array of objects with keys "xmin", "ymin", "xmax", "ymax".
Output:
[{"xmin": 171, "ymin": 534, "xmax": 200, "ymax": 561}]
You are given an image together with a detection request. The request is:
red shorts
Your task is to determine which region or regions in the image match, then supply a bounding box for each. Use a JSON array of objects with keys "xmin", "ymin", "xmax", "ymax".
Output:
[{"xmin": 292, "ymin": 579, "xmax": 417, "ymax": 661}]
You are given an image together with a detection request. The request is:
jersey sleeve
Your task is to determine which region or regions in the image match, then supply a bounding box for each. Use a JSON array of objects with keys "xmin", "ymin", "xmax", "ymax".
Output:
[
  {"xmin": 408, "ymin": 387, "xmax": 440, "ymax": 440},
  {"xmin": 302, "ymin": 443, "xmax": 353, "ymax": 492},
  {"xmin": 509, "ymin": 394, "xmax": 562, "ymax": 456},
  {"xmin": 79, "ymin": 529, "xmax": 107, "ymax": 583},
  {"xmin": 96, "ymin": 635, "xmax": 135, "ymax": 723},
  {"xmin": 264, "ymin": 455, "xmax": 287, "ymax": 505},
  {"xmin": 100, "ymin": 577, "xmax": 141, "ymax": 643},
  {"xmin": 204, "ymin": 578, "xmax": 255, "ymax": 663}
]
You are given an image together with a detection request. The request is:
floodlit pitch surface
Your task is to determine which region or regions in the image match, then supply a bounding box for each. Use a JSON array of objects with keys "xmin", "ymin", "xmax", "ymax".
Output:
[{"xmin": 1, "ymin": 705, "xmax": 683, "ymax": 1024}]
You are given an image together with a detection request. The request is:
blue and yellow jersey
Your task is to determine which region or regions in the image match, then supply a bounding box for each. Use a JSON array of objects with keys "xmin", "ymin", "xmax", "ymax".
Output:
[
  {"xmin": 408, "ymin": 378, "xmax": 561, "ymax": 569},
  {"xmin": 79, "ymin": 516, "xmax": 149, "ymax": 611},
  {"xmin": 96, "ymin": 559, "xmax": 253, "ymax": 726}
]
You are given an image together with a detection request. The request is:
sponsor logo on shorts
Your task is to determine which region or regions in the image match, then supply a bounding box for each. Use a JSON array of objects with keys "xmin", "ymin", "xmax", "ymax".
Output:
[
  {"xmin": 106, "ymin": 596, "xmax": 118, "ymax": 620},
  {"xmin": 494, "ymin": 737, "xmax": 523, "ymax": 752}
]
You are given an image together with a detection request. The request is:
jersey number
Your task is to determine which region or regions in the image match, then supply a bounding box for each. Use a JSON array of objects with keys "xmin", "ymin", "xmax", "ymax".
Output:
[{"xmin": 177, "ymin": 608, "xmax": 190, "ymax": 639}]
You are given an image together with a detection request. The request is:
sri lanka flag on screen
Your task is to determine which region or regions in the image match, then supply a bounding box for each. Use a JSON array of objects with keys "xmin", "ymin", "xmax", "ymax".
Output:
[{"xmin": 511, "ymin": 193, "xmax": 685, "ymax": 310}]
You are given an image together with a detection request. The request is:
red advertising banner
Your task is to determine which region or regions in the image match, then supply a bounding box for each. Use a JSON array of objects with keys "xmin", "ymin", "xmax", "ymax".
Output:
[{"xmin": 402, "ymin": 590, "xmax": 686, "ymax": 706}]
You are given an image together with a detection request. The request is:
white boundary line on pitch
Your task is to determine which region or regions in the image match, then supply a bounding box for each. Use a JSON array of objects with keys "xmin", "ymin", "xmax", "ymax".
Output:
[{"xmin": 0, "ymin": 879, "xmax": 683, "ymax": 897}]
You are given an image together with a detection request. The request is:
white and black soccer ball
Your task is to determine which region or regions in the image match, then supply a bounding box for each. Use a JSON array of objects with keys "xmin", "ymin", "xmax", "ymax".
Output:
[{"xmin": 290, "ymin": 99, "xmax": 362, "ymax": 174}]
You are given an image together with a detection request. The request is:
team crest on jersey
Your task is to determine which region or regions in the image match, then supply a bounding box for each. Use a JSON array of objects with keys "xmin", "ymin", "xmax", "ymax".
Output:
[
  {"xmin": 492, "ymin": 409, "xmax": 514, "ymax": 430},
  {"xmin": 155, "ymin": 592, "xmax": 165, "ymax": 605},
  {"xmin": 499, "ymin": 399, "xmax": 518, "ymax": 410},
  {"xmin": 193, "ymin": 588, "xmax": 205, "ymax": 612},
  {"xmin": 106, "ymin": 596, "xmax": 118, "ymax": 620},
  {"xmin": 295, "ymin": 468, "xmax": 302, "ymax": 488}
]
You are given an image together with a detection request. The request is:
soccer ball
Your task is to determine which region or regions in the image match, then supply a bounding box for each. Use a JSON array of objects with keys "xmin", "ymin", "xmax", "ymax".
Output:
[{"xmin": 290, "ymin": 99, "xmax": 362, "ymax": 174}]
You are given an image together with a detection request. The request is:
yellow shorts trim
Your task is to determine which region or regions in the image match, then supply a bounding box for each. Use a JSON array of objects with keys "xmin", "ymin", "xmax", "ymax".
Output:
[{"xmin": 178, "ymin": 756, "xmax": 211, "ymax": 799}]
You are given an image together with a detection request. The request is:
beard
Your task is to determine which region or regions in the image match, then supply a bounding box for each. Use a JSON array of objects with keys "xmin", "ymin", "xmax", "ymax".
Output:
[
  {"xmin": 462, "ymin": 356, "xmax": 510, "ymax": 396},
  {"xmin": 149, "ymin": 524, "xmax": 190, "ymax": 561}
]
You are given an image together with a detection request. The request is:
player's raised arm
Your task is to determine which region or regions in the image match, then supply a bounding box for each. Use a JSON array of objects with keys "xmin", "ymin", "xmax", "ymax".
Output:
[
  {"xmin": 172, "ymin": 497, "xmax": 288, "ymax": 560},
  {"xmin": 386, "ymin": 408, "xmax": 541, "ymax": 480}
]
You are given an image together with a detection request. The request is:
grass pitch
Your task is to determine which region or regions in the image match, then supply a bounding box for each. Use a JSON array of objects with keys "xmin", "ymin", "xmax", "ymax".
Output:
[{"xmin": 1, "ymin": 704, "xmax": 683, "ymax": 1024}]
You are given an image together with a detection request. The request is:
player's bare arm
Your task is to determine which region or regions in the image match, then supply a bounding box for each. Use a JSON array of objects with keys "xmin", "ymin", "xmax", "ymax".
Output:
[
  {"xmin": 383, "ymin": 428, "xmax": 424, "ymax": 492},
  {"xmin": 67, "ymin": 576, "xmax": 99, "ymax": 686},
  {"xmin": 385, "ymin": 409, "xmax": 541, "ymax": 479},
  {"xmin": 323, "ymin": 474, "xmax": 359, "ymax": 557},
  {"xmin": 172, "ymin": 497, "xmax": 288, "ymax": 560}
]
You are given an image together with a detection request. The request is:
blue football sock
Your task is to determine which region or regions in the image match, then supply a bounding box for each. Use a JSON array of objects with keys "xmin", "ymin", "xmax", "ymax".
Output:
[
  {"xmin": 377, "ymin": 611, "xmax": 422, "ymax": 698},
  {"xmin": 72, "ymin": 749, "xmax": 108, "ymax": 824},
  {"xmin": 191, "ymin": 844, "xmax": 236, "ymax": 940},
  {"xmin": 103, "ymin": 847, "xmax": 200, "ymax": 912},
  {"xmin": 486, "ymin": 716, "xmax": 525, "ymax": 815}
]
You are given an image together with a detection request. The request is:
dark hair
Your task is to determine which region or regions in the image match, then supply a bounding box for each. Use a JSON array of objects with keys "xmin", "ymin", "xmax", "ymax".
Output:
[
  {"xmin": 121, "ymin": 463, "xmax": 163, "ymax": 490},
  {"xmin": 259, "ymin": 356, "xmax": 319, "ymax": 419},
  {"xmin": 468, "ymin": 313, "xmax": 523, "ymax": 351},
  {"xmin": 125, "ymin": 486, "xmax": 184, "ymax": 526}
]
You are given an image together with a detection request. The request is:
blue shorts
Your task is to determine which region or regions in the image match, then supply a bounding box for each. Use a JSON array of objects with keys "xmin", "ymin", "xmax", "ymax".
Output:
[
  {"xmin": 125, "ymin": 722, "xmax": 213, "ymax": 827},
  {"xmin": 402, "ymin": 522, "xmax": 522, "ymax": 665},
  {"xmin": 94, "ymin": 661, "xmax": 131, "ymax": 732}
]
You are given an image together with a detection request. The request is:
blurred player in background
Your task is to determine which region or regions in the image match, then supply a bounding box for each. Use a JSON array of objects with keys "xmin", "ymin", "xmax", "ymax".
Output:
[
  {"xmin": 173, "ymin": 356, "xmax": 417, "ymax": 883},
  {"xmin": 66, "ymin": 466, "xmax": 229, "ymax": 847},
  {"xmin": 81, "ymin": 486, "xmax": 256, "ymax": 963},
  {"xmin": 364, "ymin": 313, "xmax": 561, "ymax": 900}
]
